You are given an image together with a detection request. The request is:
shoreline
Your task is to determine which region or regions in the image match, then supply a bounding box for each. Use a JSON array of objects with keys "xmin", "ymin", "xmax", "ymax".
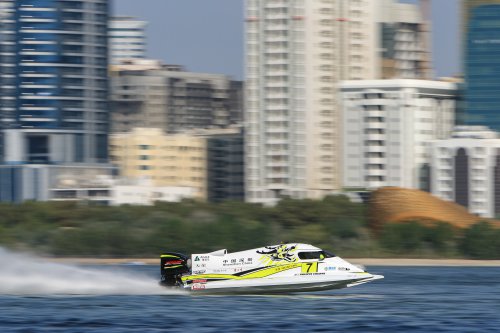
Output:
[{"xmin": 44, "ymin": 257, "xmax": 500, "ymax": 267}]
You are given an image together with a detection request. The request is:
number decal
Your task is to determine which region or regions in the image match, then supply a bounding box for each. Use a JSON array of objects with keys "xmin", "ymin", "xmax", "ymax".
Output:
[{"xmin": 301, "ymin": 262, "xmax": 318, "ymax": 274}]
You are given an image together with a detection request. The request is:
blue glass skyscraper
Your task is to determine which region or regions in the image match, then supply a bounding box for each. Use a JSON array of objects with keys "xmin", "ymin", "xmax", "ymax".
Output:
[
  {"xmin": 0, "ymin": 0, "xmax": 109, "ymax": 164},
  {"xmin": 464, "ymin": 0, "xmax": 500, "ymax": 131},
  {"xmin": 0, "ymin": 0, "xmax": 112, "ymax": 202}
]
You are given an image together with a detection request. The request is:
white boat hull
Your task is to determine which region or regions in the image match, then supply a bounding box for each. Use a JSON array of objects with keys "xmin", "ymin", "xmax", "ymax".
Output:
[
  {"xmin": 183, "ymin": 273, "xmax": 384, "ymax": 294},
  {"xmin": 161, "ymin": 243, "xmax": 384, "ymax": 294}
]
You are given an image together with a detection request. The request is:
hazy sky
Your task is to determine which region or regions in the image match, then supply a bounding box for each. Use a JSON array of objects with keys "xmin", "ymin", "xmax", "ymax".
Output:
[{"xmin": 114, "ymin": 0, "xmax": 461, "ymax": 80}]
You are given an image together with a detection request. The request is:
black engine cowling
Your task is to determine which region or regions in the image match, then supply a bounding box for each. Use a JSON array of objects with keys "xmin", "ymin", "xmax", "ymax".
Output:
[{"xmin": 160, "ymin": 252, "xmax": 190, "ymax": 287}]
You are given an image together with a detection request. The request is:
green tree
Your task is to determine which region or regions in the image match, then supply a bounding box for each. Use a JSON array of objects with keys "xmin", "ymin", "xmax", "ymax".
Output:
[
  {"xmin": 379, "ymin": 222, "xmax": 426, "ymax": 254},
  {"xmin": 459, "ymin": 221, "xmax": 500, "ymax": 259}
]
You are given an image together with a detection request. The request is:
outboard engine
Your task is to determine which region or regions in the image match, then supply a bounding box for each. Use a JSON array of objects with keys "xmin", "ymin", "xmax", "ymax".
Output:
[{"xmin": 160, "ymin": 252, "xmax": 190, "ymax": 287}]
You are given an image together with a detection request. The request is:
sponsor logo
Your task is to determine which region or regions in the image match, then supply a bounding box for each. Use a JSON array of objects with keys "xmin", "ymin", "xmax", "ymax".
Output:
[
  {"xmin": 194, "ymin": 256, "xmax": 200, "ymax": 261},
  {"xmin": 324, "ymin": 266, "xmax": 336, "ymax": 271},
  {"xmin": 193, "ymin": 279, "xmax": 207, "ymax": 283},
  {"xmin": 193, "ymin": 270, "xmax": 206, "ymax": 275},
  {"xmin": 164, "ymin": 260, "xmax": 183, "ymax": 266},
  {"xmin": 222, "ymin": 257, "xmax": 254, "ymax": 267},
  {"xmin": 192, "ymin": 283, "xmax": 206, "ymax": 291},
  {"xmin": 338, "ymin": 267, "xmax": 351, "ymax": 271}
]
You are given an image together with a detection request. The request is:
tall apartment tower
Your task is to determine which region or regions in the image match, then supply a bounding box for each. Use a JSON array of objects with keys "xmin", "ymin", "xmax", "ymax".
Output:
[
  {"xmin": 245, "ymin": 0, "xmax": 383, "ymax": 204},
  {"xmin": 109, "ymin": 16, "xmax": 147, "ymax": 64},
  {"xmin": 0, "ymin": 0, "xmax": 112, "ymax": 202},
  {"xmin": 463, "ymin": 0, "xmax": 500, "ymax": 131}
]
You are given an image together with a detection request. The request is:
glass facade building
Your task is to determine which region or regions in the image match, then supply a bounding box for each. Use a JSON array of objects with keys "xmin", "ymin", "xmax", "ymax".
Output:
[
  {"xmin": 0, "ymin": 0, "xmax": 109, "ymax": 164},
  {"xmin": 464, "ymin": 0, "xmax": 500, "ymax": 131},
  {"xmin": 108, "ymin": 16, "xmax": 147, "ymax": 64}
]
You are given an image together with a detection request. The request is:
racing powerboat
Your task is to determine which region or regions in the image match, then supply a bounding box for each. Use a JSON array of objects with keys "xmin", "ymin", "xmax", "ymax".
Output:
[{"xmin": 160, "ymin": 243, "xmax": 383, "ymax": 293}]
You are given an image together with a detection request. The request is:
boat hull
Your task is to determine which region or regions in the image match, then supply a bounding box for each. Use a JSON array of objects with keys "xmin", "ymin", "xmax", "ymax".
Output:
[{"xmin": 182, "ymin": 274, "xmax": 384, "ymax": 294}]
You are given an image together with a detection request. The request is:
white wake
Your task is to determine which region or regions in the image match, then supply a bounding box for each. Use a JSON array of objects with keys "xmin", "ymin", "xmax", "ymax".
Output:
[{"xmin": 0, "ymin": 247, "xmax": 184, "ymax": 295}]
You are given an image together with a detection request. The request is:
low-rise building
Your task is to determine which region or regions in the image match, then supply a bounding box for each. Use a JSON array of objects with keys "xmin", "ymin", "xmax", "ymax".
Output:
[
  {"xmin": 110, "ymin": 128, "xmax": 207, "ymax": 200},
  {"xmin": 429, "ymin": 126, "xmax": 500, "ymax": 218},
  {"xmin": 111, "ymin": 181, "xmax": 196, "ymax": 205}
]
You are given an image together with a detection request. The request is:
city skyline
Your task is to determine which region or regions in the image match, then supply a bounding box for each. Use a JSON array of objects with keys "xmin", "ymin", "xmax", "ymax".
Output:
[{"xmin": 115, "ymin": 0, "xmax": 461, "ymax": 80}]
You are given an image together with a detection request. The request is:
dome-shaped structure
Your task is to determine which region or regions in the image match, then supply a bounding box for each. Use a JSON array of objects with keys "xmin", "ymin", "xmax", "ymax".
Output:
[{"xmin": 368, "ymin": 187, "xmax": 496, "ymax": 230}]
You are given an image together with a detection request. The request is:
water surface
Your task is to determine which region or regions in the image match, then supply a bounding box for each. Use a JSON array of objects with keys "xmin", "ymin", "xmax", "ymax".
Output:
[{"xmin": 1, "ymin": 264, "xmax": 499, "ymax": 332}]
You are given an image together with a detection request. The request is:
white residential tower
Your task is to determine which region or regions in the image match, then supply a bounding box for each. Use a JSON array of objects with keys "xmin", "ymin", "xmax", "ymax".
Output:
[
  {"xmin": 341, "ymin": 79, "xmax": 457, "ymax": 191},
  {"xmin": 109, "ymin": 16, "xmax": 147, "ymax": 64}
]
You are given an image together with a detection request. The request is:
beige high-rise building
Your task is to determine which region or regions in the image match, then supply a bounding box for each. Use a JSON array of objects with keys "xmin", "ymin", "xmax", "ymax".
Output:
[
  {"xmin": 244, "ymin": 0, "xmax": 430, "ymax": 205},
  {"xmin": 109, "ymin": 128, "xmax": 207, "ymax": 199}
]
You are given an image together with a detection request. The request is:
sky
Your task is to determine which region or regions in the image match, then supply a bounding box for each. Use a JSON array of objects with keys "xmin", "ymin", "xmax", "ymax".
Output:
[{"xmin": 114, "ymin": 0, "xmax": 461, "ymax": 80}]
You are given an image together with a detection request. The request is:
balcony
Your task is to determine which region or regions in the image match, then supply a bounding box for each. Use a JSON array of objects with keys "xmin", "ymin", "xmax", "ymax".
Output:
[
  {"xmin": 366, "ymin": 169, "xmax": 386, "ymax": 177},
  {"xmin": 266, "ymin": 138, "xmax": 288, "ymax": 145},
  {"xmin": 364, "ymin": 110, "xmax": 384, "ymax": 117},
  {"xmin": 365, "ymin": 157, "xmax": 385, "ymax": 165},
  {"xmin": 364, "ymin": 133, "xmax": 385, "ymax": 141},
  {"xmin": 365, "ymin": 145, "xmax": 387, "ymax": 153}
]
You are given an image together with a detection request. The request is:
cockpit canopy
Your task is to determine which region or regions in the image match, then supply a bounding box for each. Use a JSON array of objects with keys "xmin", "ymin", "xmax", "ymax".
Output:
[{"xmin": 297, "ymin": 250, "xmax": 335, "ymax": 260}]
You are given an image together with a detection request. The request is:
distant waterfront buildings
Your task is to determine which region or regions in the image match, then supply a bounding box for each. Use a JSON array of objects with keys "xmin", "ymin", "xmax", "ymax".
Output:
[
  {"xmin": 109, "ymin": 16, "xmax": 147, "ymax": 64},
  {"xmin": 109, "ymin": 127, "xmax": 245, "ymax": 203},
  {"xmin": 429, "ymin": 126, "xmax": 500, "ymax": 218},
  {"xmin": 111, "ymin": 182, "xmax": 197, "ymax": 205},
  {"xmin": 341, "ymin": 79, "xmax": 457, "ymax": 191},
  {"xmin": 110, "ymin": 127, "xmax": 245, "ymax": 203},
  {"xmin": 204, "ymin": 127, "xmax": 245, "ymax": 203},
  {"xmin": 110, "ymin": 59, "xmax": 243, "ymax": 134},
  {"xmin": 244, "ymin": 0, "xmax": 431, "ymax": 204},
  {"xmin": 110, "ymin": 128, "xmax": 207, "ymax": 200},
  {"xmin": 0, "ymin": 0, "xmax": 113, "ymax": 202},
  {"xmin": 50, "ymin": 177, "xmax": 198, "ymax": 206},
  {"xmin": 463, "ymin": 0, "xmax": 500, "ymax": 131}
]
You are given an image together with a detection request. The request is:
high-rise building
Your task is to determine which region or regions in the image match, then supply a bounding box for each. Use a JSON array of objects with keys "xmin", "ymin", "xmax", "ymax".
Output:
[
  {"xmin": 379, "ymin": 0, "xmax": 432, "ymax": 79},
  {"xmin": 0, "ymin": 0, "xmax": 112, "ymax": 202},
  {"xmin": 463, "ymin": 0, "xmax": 500, "ymax": 131},
  {"xmin": 340, "ymin": 79, "xmax": 457, "ymax": 191},
  {"xmin": 244, "ymin": 0, "xmax": 429, "ymax": 204},
  {"xmin": 110, "ymin": 59, "xmax": 243, "ymax": 133},
  {"xmin": 109, "ymin": 16, "xmax": 147, "ymax": 64},
  {"xmin": 0, "ymin": 0, "xmax": 109, "ymax": 164},
  {"xmin": 430, "ymin": 126, "xmax": 500, "ymax": 218},
  {"xmin": 245, "ymin": 0, "xmax": 379, "ymax": 204}
]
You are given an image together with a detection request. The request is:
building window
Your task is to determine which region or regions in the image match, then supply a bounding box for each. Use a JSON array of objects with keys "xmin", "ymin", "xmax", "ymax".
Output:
[{"xmin": 454, "ymin": 148, "xmax": 469, "ymax": 208}]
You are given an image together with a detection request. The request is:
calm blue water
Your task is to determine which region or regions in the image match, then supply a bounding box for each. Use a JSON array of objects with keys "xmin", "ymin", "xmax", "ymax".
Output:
[{"xmin": 1, "ymin": 266, "xmax": 499, "ymax": 332}]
